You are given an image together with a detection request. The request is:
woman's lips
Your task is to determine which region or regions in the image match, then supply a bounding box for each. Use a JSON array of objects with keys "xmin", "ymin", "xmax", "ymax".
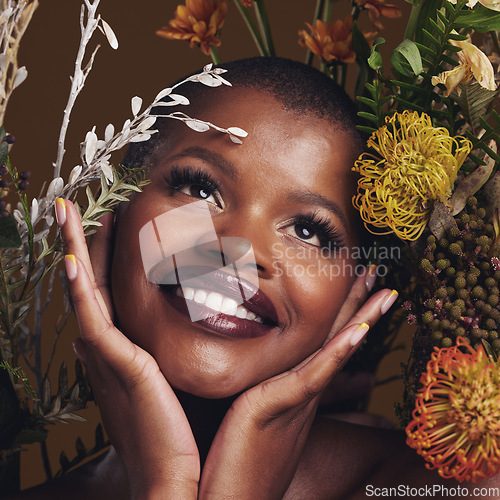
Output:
[{"xmin": 157, "ymin": 265, "xmax": 279, "ymax": 338}]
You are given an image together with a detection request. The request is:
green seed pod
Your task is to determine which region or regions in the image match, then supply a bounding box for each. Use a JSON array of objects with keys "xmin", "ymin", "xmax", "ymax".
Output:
[
  {"xmin": 477, "ymin": 207, "xmax": 486, "ymax": 218},
  {"xmin": 467, "ymin": 196, "xmax": 478, "ymax": 207},
  {"xmin": 420, "ymin": 258, "xmax": 434, "ymax": 273},
  {"xmin": 441, "ymin": 337, "xmax": 453, "ymax": 347},
  {"xmin": 487, "ymin": 295, "xmax": 499, "ymax": 307},
  {"xmin": 472, "ymin": 286, "xmax": 487, "ymax": 300},
  {"xmin": 484, "ymin": 318, "xmax": 497, "ymax": 330},
  {"xmin": 441, "ymin": 319, "xmax": 452, "ymax": 330},
  {"xmin": 455, "ymin": 326, "xmax": 466, "ymax": 337},
  {"xmin": 470, "ymin": 267, "xmax": 481, "ymax": 277},
  {"xmin": 431, "ymin": 318, "xmax": 441, "ymax": 330},
  {"xmin": 427, "ymin": 235, "xmax": 436, "ymax": 245},
  {"xmin": 439, "ymin": 239, "xmax": 449, "ymax": 249},
  {"xmin": 454, "ymin": 299, "xmax": 466, "ymax": 311},
  {"xmin": 446, "ymin": 266, "xmax": 456, "ymax": 278},
  {"xmin": 485, "ymin": 277, "xmax": 496, "ymax": 289},
  {"xmin": 450, "ymin": 306, "xmax": 462, "ymax": 320},
  {"xmin": 460, "ymin": 213, "xmax": 471, "ymax": 224},
  {"xmin": 466, "ymin": 274, "xmax": 478, "ymax": 287},
  {"xmin": 432, "ymin": 330, "xmax": 444, "ymax": 342},
  {"xmin": 455, "ymin": 276, "xmax": 466, "ymax": 289},
  {"xmin": 490, "ymin": 286, "xmax": 499, "ymax": 296},
  {"xmin": 437, "ymin": 287, "xmax": 448, "ymax": 299},
  {"xmin": 492, "ymin": 339, "xmax": 500, "ymax": 351},
  {"xmin": 448, "ymin": 243, "xmax": 462, "ymax": 256},
  {"xmin": 444, "ymin": 301, "xmax": 453, "ymax": 311},
  {"xmin": 472, "ymin": 327, "xmax": 482, "ymax": 339},
  {"xmin": 489, "ymin": 330, "xmax": 499, "ymax": 341},
  {"xmin": 422, "ymin": 311, "xmax": 434, "ymax": 324},
  {"xmin": 469, "ymin": 220, "xmax": 478, "ymax": 230},
  {"xmin": 436, "ymin": 259, "xmax": 448, "ymax": 270},
  {"xmin": 458, "ymin": 289, "xmax": 469, "ymax": 301},
  {"xmin": 448, "ymin": 227, "xmax": 461, "ymax": 240}
]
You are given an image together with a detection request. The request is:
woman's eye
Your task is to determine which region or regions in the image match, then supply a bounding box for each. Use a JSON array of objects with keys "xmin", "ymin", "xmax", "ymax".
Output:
[
  {"xmin": 178, "ymin": 184, "xmax": 219, "ymax": 205},
  {"xmin": 288, "ymin": 223, "xmax": 321, "ymax": 246}
]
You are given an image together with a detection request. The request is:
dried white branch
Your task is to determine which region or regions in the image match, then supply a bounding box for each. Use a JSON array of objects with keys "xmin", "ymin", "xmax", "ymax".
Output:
[{"xmin": 53, "ymin": 0, "xmax": 101, "ymax": 178}]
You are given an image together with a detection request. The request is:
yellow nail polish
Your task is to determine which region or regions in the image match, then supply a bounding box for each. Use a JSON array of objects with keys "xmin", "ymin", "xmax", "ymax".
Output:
[
  {"xmin": 381, "ymin": 290, "xmax": 399, "ymax": 315},
  {"xmin": 350, "ymin": 323, "xmax": 370, "ymax": 346},
  {"xmin": 65, "ymin": 254, "xmax": 77, "ymax": 280},
  {"xmin": 55, "ymin": 198, "xmax": 66, "ymax": 226}
]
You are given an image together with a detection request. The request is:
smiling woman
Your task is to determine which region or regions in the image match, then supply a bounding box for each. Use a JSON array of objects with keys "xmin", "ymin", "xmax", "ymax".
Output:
[{"xmin": 9, "ymin": 57, "xmax": 477, "ymax": 500}]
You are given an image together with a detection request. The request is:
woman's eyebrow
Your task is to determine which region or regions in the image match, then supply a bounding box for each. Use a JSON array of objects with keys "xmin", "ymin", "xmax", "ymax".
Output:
[
  {"xmin": 166, "ymin": 146, "xmax": 238, "ymax": 180},
  {"xmin": 287, "ymin": 191, "xmax": 347, "ymax": 229}
]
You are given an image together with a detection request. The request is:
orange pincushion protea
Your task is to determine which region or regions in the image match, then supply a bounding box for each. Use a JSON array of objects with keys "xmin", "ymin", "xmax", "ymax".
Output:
[
  {"xmin": 406, "ymin": 338, "xmax": 500, "ymax": 483},
  {"xmin": 156, "ymin": 0, "xmax": 227, "ymax": 56}
]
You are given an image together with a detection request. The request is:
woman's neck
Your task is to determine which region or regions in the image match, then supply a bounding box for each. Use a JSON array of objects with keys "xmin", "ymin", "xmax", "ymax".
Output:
[{"xmin": 174, "ymin": 390, "xmax": 237, "ymax": 466}]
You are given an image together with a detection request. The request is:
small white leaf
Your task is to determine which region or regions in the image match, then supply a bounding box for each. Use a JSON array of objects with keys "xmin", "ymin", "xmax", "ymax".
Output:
[
  {"xmin": 185, "ymin": 120, "xmax": 210, "ymax": 133},
  {"xmin": 214, "ymin": 74, "xmax": 232, "ymax": 86},
  {"xmin": 100, "ymin": 162, "xmax": 114, "ymax": 184},
  {"xmin": 213, "ymin": 67, "xmax": 227, "ymax": 75},
  {"xmin": 104, "ymin": 123, "xmax": 115, "ymax": 142},
  {"xmin": 85, "ymin": 130, "xmax": 98, "ymax": 164},
  {"xmin": 203, "ymin": 63, "xmax": 213, "ymax": 72},
  {"xmin": 131, "ymin": 96, "xmax": 142, "ymax": 116},
  {"xmin": 229, "ymin": 135, "xmax": 243, "ymax": 145},
  {"xmin": 0, "ymin": 84, "xmax": 5, "ymax": 100},
  {"xmin": 31, "ymin": 198, "xmax": 39, "ymax": 223},
  {"xmin": 130, "ymin": 133, "xmax": 152, "ymax": 142},
  {"xmin": 139, "ymin": 116, "xmax": 157, "ymax": 132},
  {"xmin": 101, "ymin": 19, "xmax": 118, "ymax": 50},
  {"xmin": 197, "ymin": 73, "xmax": 222, "ymax": 87},
  {"xmin": 47, "ymin": 177, "xmax": 64, "ymax": 199},
  {"xmin": 122, "ymin": 119, "xmax": 131, "ymax": 132},
  {"xmin": 227, "ymin": 127, "xmax": 248, "ymax": 138},
  {"xmin": 169, "ymin": 94, "xmax": 190, "ymax": 105},
  {"xmin": 155, "ymin": 87, "xmax": 172, "ymax": 101},
  {"xmin": 69, "ymin": 165, "xmax": 82, "ymax": 185},
  {"xmin": 12, "ymin": 66, "xmax": 27, "ymax": 89},
  {"xmin": 0, "ymin": 8, "xmax": 12, "ymax": 26}
]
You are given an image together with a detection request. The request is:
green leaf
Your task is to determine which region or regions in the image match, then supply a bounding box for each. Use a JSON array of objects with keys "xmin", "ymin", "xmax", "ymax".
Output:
[
  {"xmin": 455, "ymin": 5, "xmax": 500, "ymax": 32},
  {"xmin": 15, "ymin": 428, "xmax": 48, "ymax": 445},
  {"xmin": 0, "ymin": 214, "xmax": 22, "ymax": 249},
  {"xmin": 368, "ymin": 38, "xmax": 385, "ymax": 71},
  {"xmin": 352, "ymin": 21, "xmax": 372, "ymax": 60},
  {"xmin": 450, "ymin": 82, "xmax": 499, "ymax": 132},
  {"xmin": 0, "ymin": 143, "xmax": 8, "ymax": 169}
]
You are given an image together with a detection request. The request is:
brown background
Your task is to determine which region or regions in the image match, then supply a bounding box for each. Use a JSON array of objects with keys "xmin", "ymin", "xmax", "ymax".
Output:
[{"xmin": 4, "ymin": 0, "xmax": 411, "ymax": 489}]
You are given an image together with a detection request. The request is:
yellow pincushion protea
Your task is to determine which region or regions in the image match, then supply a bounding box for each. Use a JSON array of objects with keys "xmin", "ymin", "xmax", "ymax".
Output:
[
  {"xmin": 352, "ymin": 111, "xmax": 472, "ymax": 241},
  {"xmin": 406, "ymin": 338, "xmax": 500, "ymax": 483}
]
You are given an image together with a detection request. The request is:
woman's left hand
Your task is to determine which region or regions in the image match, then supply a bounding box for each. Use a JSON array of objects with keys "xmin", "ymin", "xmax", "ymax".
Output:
[{"xmin": 199, "ymin": 271, "xmax": 398, "ymax": 499}]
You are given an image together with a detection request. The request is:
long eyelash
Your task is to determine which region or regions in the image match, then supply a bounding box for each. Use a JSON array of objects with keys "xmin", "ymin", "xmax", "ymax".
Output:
[
  {"xmin": 163, "ymin": 165, "xmax": 220, "ymax": 194},
  {"xmin": 295, "ymin": 211, "xmax": 345, "ymax": 249}
]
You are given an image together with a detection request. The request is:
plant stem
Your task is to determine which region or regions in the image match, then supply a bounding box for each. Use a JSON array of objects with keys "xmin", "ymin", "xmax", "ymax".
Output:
[
  {"xmin": 305, "ymin": 0, "xmax": 325, "ymax": 65},
  {"xmin": 210, "ymin": 46, "xmax": 221, "ymax": 65},
  {"xmin": 322, "ymin": 0, "xmax": 334, "ymax": 22},
  {"xmin": 404, "ymin": 1, "xmax": 421, "ymax": 41},
  {"xmin": 232, "ymin": 0, "xmax": 267, "ymax": 56},
  {"xmin": 254, "ymin": 0, "xmax": 275, "ymax": 56}
]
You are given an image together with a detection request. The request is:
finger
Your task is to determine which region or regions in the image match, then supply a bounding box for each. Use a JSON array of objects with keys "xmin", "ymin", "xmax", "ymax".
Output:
[
  {"xmin": 64, "ymin": 254, "xmax": 134, "ymax": 367},
  {"xmin": 88, "ymin": 211, "xmax": 114, "ymax": 315},
  {"xmin": 326, "ymin": 265, "xmax": 372, "ymax": 342},
  {"xmin": 56, "ymin": 198, "xmax": 111, "ymax": 322},
  {"xmin": 257, "ymin": 288, "xmax": 398, "ymax": 414}
]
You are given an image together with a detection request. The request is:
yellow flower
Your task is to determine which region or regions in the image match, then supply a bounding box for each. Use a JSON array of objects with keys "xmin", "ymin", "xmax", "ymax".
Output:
[
  {"xmin": 298, "ymin": 16, "xmax": 371, "ymax": 64},
  {"xmin": 406, "ymin": 338, "xmax": 500, "ymax": 483},
  {"xmin": 156, "ymin": 0, "xmax": 227, "ymax": 56},
  {"xmin": 431, "ymin": 38, "xmax": 496, "ymax": 97},
  {"xmin": 352, "ymin": 111, "xmax": 471, "ymax": 241}
]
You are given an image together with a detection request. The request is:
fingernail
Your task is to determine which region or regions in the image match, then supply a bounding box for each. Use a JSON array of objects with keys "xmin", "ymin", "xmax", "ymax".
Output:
[
  {"xmin": 65, "ymin": 254, "xmax": 77, "ymax": 280},
  {"xmin": 365, "ymin": 264, "xmax": 377, "ymax": 292},
  {"xmin": 55, "ymin": 198, "xmax": 66, "ymax": 226},
  {"xmin": 350, "ymin": 322, "xmax": 370, "ymax": 346},
  {"xmin": 381, "ymin": 290, "xmax": 398, "ymax": 315}
]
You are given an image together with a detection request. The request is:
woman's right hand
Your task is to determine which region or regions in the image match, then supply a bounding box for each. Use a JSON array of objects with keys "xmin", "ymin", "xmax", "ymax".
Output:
[{"xmin": 56, "ymin": 198, "xmax": 200, "ymax": 500}]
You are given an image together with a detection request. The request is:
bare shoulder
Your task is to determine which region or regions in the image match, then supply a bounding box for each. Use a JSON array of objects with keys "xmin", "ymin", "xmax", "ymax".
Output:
[
  {"xmin": 284, "ymin": 416, "xmax": 499, "ymax": 500},
  {"xmin": 8, "ymin": 448, "xmax": 129, "ymax": 500}
]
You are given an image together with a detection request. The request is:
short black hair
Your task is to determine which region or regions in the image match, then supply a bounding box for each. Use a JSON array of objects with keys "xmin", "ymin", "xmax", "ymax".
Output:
[{"xmin": 123, "ymin": 56, "xmax": 364, "ymax": 169}]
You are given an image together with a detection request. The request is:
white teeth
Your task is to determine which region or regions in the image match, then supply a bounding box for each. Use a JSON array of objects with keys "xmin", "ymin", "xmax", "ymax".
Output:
[
  {"xmin": 176, "ymin": 286, "xmax": 263, "ymax": 324},
  {"xmin": 236, "ymin": 305, "xmax": 247, "ymax": 319},
  {"xmin": 221, "ymin": 298, "xmax": 238, "ymax": 316},
  {"xmin": 246, "ymin": 311, "xmax": 256, "ymax": 321},
  {"xmin": 193, "ymin": 289, "xmax": 207, "ymax": 304},
  {"xmin": 205, "ymin": 292, "xmax": 223, "ymax": 311}
]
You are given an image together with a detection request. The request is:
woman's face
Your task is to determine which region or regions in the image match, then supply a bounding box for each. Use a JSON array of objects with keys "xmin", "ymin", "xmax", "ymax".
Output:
[{"xmin": 111, "ymin": 89, "xmax": 362, "ymax": 398}]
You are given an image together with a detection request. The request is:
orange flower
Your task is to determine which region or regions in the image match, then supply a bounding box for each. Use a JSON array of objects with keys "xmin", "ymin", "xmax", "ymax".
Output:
[
  {"xmin": 156, "ymin": 0, "xmax": 227, "ymax": 56},
  {"xmin": 406, "ymin": 338, "xmax": 500, "ymax": 483},
  {"xmin": 355, "ymin": 0, "xmax": 402, "ymax": 30},
  {"xmin": 298, "ymin": 17, "xmax": 356, "ymax": 64},
  {"xmin": 240, "ymin": 0, "xmax": 254, "ymax": 6}
]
